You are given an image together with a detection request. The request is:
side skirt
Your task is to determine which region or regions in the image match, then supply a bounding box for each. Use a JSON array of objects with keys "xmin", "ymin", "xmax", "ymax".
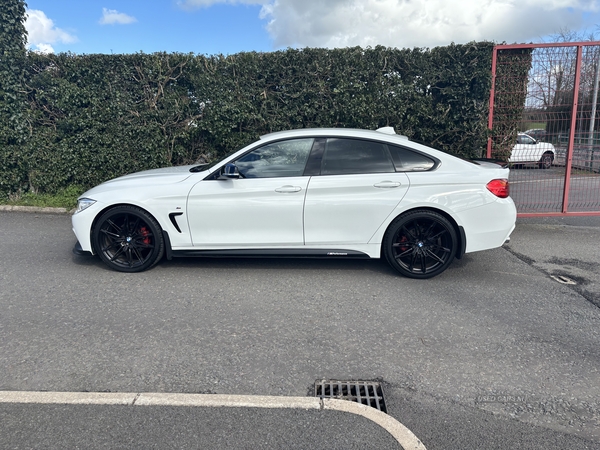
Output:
[{"xmin": 170, "ymin": 249, "xmax": 371, "ymax": 259}]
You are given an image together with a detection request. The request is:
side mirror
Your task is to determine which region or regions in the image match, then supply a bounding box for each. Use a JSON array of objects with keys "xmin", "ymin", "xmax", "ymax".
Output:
[{"xmin": 221, "ymin": 163, "xmax": 240, "ymax": 179}]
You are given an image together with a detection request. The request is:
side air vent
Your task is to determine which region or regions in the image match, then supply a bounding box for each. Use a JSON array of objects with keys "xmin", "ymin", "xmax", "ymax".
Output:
[{"xmin": 169, "ymin": 212, "xmax": 183, "ymax": 233}]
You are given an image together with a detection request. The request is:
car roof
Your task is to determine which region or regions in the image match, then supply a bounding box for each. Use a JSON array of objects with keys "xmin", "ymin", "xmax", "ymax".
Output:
[
  {"xmin": 260, "ymin": 127, "xmax": 406, "ymax": 139},
  {"xmin": 257, "ymin": 127, "xmax": 460, "ymax": 164},
  {"xmin": 260, "ymin": 128, "xmax": 410, "ymax": 143}
]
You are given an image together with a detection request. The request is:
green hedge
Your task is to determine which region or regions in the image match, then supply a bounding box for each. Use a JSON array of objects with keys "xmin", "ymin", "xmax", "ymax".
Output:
[
  {"xmin": 490, "ymin": 48, "xmax": 534, "ymax": 160},
  {"xmin": 1, "ymin": 41, "xmax": 519, "ymax": 197},
  {"xmin": 0, "ymin": 0, "xmax": 28, "ymax": 198}
]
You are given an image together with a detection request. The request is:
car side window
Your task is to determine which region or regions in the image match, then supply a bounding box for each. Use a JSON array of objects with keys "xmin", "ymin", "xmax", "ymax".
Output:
[
  {"xmin": 517, "ymin": 135, "xmax": 534, "ymax": 145},
  {"xmin": 388, "ymin": 145, "xmax": 436, "ymax": 172},
  {"xmin": 235, "ymin": 138, "xmax": 314, "ymax": 178},
  {"xmin": 321, "ymin": 138, "xmax": 394, "ymax": 175}
]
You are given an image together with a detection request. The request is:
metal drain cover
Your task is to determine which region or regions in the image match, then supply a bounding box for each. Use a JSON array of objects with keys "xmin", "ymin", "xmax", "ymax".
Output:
[{"xmin": 315, "ymin": 379, "xmax": 387, "ymax": 413}]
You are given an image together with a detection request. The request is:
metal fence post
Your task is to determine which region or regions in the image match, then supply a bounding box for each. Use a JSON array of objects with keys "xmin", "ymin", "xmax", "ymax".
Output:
[
  {"xmin": 562, "ymin": 45, "xmax": 583, "ymax": 214},
  {"xmin": 487, "ymin": 47, "xmax": 498, "ymax": 159}
]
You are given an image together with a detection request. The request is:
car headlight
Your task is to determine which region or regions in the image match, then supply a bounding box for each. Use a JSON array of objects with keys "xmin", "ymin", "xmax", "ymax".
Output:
[{"xmin": 75, "ymin": 198, "xmax": 96, "ymax": 214}]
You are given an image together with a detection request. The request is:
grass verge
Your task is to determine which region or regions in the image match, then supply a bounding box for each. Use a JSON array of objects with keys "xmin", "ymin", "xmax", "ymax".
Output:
[{"xmin": 1, "ymin": 185, "xmax": 82, "ymax": 210}]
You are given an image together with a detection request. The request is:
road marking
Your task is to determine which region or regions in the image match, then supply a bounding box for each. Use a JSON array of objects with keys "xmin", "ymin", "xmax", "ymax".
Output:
[{"xmin": 0, "ymin": 391, "xmax": 425, "ymax": 449}]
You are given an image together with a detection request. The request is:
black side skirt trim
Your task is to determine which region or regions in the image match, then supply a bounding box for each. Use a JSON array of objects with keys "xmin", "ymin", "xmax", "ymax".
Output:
[{"xmin": 171, "ymin": 249, "xmax": 370, "ymax": 259}]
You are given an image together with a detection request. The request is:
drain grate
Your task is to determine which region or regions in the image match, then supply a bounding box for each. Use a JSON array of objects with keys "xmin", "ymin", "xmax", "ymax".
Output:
[{"xmin": 315, "ymin": 379, "xmax": 387, "ymax": 413}]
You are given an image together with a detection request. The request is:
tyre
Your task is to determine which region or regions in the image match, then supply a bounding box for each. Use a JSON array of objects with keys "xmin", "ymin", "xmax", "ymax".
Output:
[
  {"xmin": 92, "ymin": 205, "xmax": 164, "ymax": 272},
  {"xmin": 383, "ymin": 210, "xmax": 457, "ymax": 279},
  {"xmin": 539, "ymin": 152, "xmax": 553, "ymax": 169}
]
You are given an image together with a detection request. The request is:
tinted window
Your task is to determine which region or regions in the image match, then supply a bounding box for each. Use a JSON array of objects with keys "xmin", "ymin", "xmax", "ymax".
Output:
[
  {"xmin": 321, "ymin": 138, "xmax": 394, "ymax": 175},
  {"xmin": 388, "ymin": 145, "xmax": 436, "ymax": 172},
  {"xmin": 235, "ymin": 138, "xmax": 313, "ymax": 178}
]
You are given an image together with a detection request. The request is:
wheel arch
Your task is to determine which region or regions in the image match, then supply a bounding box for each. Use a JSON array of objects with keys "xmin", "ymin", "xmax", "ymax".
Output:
[
  {"xmin": 380, "ymin": 206, "xmax": 466, "ymax": 259},
  {"xmin": 89, "ymin": 203, "xmax": 167, "ymax": 254}
]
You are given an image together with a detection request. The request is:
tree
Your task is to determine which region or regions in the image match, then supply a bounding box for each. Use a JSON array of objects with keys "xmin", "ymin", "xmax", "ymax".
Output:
[{"xmin": 525, "ymin": 29, "xmax": 600, "ymax": 137}]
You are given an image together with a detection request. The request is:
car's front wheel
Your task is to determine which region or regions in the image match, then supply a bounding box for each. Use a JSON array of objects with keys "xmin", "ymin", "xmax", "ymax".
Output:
[
  {"xmin": 383, "ymin": 210, "xmax": 457, "ymax": 279},
  {"xmin": 92, "ymin": 205, "xmax": 164, "ymax": 272}
]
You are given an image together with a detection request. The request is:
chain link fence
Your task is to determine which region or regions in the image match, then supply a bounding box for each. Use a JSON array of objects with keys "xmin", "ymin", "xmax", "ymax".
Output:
[{"xmin": 488, "ymin": 42, "xmax": 600, "ymax": 216}]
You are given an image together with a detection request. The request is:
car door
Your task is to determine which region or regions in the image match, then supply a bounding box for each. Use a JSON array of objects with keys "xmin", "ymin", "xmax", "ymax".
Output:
[
  {"xmin": 510, "ymin": 134, "xmax": 538, "ymax": 163},
  {"xmin": 186, "ymin": 138, "xmax": 313, "ymax": 247},
  {"xmin": 303, "ymin": 138, "xmax": 410, "ymax": 245}
]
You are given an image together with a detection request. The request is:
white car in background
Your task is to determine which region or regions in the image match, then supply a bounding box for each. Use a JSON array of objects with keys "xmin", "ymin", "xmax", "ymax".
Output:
[
  {"xmin": 509, "ymin": 132, "xmax": 555, "ymax": 169},
  {"xmin": 72, "ymin": 127, "xmax": 516, "ymax": 279}
]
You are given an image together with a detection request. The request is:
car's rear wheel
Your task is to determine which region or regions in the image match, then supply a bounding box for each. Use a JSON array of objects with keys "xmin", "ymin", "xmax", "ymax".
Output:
[
  {"xmin": 92, "ymin": 205, "xmax": 164, "ymax": 272},
  {"xmin": 383, "ymin": 210, "xmax": 457, "ymax": 279},
  {"xmin": 539, "ymin": 152, "xmax": 553, "ymax": 169}
]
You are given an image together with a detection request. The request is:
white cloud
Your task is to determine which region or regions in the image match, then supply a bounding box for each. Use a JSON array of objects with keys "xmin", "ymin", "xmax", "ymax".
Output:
[
  {"xmin": 32, "ymin": 43, "xmax": 56, "ymax": 54},
  {"xmin": 259, "ymin": 0, "xmax": 600, "ymax": 49},
  {"xmin": 99, "ymin": 8, "xmax": 137, "ymax": 25},
  {"xmin": 25, "ymin": 9, "xmax": 77, "ymax": 53},
  {"xmin": 180, "ymin": 0, "xmax": 600, "ymax": 49}
]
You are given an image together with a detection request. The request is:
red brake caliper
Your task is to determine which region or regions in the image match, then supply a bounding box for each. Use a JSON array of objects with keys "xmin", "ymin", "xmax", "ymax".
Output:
[
  {"xmin": 399, "ymin": 236, "xmax": 408, "ymax": 252},
  {"xmin": 140, "ymin": 226, "xmax": 151, "ymax": 245}
]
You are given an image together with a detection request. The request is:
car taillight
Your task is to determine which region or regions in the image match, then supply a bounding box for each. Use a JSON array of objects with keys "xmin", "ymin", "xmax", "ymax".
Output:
[{"xmin": 486, "ymin": 179, "xmax": 509, "ymax": 198}]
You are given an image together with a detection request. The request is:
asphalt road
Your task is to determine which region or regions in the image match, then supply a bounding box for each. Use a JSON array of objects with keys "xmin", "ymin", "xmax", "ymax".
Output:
[
  {"xmin": 1, "ymin": 211, "xmax": 599, "ymax": 449},
  {"xmin": 510, "ymin": 166, "xmax": 600, "ymax": 213}
]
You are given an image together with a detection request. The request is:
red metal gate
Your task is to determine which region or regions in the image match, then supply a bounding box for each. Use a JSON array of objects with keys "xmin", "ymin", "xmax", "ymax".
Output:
[{"xmin": 487, "ymin": 42, "xmax": 600, "ymax": 217}]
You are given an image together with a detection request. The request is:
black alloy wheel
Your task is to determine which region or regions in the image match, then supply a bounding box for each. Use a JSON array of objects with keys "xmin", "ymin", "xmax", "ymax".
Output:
[
  {"xmin": 383, "ymin": 210, "xmax": 457, "ymax": 279},
  {"xmin": 92, "ymin": 205, "xmax": 164, "ymax": 272},
  {"xmin": 539, "ymin": 153, "xmax": 553, "ymax": 169}
]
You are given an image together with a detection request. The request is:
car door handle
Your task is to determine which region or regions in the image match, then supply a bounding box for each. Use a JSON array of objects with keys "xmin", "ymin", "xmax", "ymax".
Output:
[
  {"xmin": 275, "ymin": 185, "xmax": 302, "ymax": 193},
  {"xmin": 374, "ymin": 181, "xmax": 401, "ymax": 188}
]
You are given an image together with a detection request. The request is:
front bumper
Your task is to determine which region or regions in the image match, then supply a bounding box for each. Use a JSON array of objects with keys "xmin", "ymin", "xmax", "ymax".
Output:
[{"xmin": 72, "ymin": 240, "xmax": 93, "ymax": 256}]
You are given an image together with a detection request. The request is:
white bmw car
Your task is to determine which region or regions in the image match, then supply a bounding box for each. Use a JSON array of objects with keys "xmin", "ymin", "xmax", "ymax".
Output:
[{"xmin": 72, "ymin": 127, "xmax": 516, "ymax": 279}]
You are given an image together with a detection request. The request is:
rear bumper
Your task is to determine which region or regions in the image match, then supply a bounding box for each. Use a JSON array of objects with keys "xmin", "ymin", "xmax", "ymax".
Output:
[{"xmin": 459, "ymin": 198, "xmax": 517, "ymax": 254}]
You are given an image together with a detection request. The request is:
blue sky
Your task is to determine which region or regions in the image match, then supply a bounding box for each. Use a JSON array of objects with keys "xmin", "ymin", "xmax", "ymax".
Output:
[
  {"xmin": 25, "ymin": 1, "xmax": 271, "ymax": 55},
  {"xmin": 24, "ymin": 0, "xmax": 600, "ymax": 55}
]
